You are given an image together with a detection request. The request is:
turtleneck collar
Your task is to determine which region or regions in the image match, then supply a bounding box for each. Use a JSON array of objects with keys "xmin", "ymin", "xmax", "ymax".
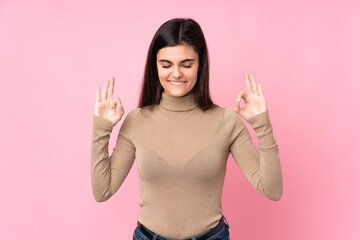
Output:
[{"xmin": 159, "ymin": 91, "xmax": 198, "ymax": 112}]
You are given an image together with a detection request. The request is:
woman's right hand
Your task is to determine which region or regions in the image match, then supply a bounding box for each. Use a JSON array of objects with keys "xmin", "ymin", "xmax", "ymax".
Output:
[{"xmin": 94, "ymin": 76, "xmax": 124, "ymax": 125}]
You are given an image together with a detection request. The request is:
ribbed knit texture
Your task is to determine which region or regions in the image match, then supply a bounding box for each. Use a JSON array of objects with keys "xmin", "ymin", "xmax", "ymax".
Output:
[{"xmin": 91, "ymin": 91, "xmax": 283, "ymax": 239}]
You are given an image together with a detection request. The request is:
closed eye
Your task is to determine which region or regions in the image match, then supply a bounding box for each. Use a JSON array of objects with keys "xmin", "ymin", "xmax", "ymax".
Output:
[{"xmin": 162, "ymin": 65, "xmax": 192, "ymax": 68}]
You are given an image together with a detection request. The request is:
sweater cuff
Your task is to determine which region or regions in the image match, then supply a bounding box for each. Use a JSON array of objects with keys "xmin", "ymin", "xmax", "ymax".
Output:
[
  {"xmin": 246, "ymin": 110, "xmax": 270, "ymax": 127},
  {"xmin": 93, "ymin": 114, "xmax": 117, "ymax": 132},
  {"xmin": 246, "ymin": 111, "xmax": 278, "ymax": 152}
]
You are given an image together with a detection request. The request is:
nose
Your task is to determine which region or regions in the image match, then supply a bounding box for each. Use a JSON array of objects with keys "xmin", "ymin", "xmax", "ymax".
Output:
[{"xmin": 172, "ymin": 66, "xmax": 182, "ymax": 79}]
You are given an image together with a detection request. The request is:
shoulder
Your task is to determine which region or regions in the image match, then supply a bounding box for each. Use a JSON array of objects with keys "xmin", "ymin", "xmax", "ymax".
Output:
[
  {"xmin": 120, "ymin": 107, "xmax": 142, "ymax": 126},
  {"xmin": 223, "ymin": 107, "xmax": 242, "ymax": 121},
  {"xmin": 204, "ymin": 105, "xmax": 247, "ymax": 130},
  {"xmin": 123, "ymin": 105, "xmax": 158, "ymax": 122},
  {"xmin": 220, "ymin": 107, "xmax": 247, "ymax": 132},
  {"xmin": 211, "ymin": 105, "xmax": 244, "ymax": 122},
  {"xmin": 124, "ymin": 107, "xmax": 140, "ymax": 119}
]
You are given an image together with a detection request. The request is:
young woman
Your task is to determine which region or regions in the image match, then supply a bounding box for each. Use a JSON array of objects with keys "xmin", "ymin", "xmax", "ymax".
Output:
[{"xmin": 91, "ymin": 18, "xmax": 283, "ymax": 240}]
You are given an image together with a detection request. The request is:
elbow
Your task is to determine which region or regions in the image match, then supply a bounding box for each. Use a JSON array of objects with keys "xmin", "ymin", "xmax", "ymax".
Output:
[
  {"xmin": 94, "ymin": 195, "xmax": 108, "ymax": 202},
  {"xmin": 92, "ymin": 188, "xmax": 111, "ymax": 202},
  {"xmin": 267, "ymin": 189, "xmax": 283, "ymax": 201},
  {"xmin": 268, "ymin": 193, "xmax": 282, "ymax": 201},
  {"xmin": 258, "ymin": 181, "xmax": 283, "ymax": 201},
  {"xmin": 91, "ymin": 180, "xmax": 113, "ymax": 202},
  {"xmin": 265, "ymin": 179, "xmax": 283, "ymax": 201}
]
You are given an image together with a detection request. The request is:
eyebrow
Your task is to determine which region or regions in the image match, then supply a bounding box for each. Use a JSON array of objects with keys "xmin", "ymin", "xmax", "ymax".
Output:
[{"xmin": 159, "ymin": 59, "xmax": 195, "ymax": 63}]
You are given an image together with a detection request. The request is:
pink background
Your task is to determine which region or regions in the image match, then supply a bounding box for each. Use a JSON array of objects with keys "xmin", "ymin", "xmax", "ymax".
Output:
[{"xmin": 1, "ymin": 0, "xmax": 359, "ymax": 239}]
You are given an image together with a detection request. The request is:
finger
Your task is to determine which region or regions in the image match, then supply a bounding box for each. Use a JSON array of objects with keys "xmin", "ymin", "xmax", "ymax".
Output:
[
  {"xmin": 108, "ymin": 76, "xmax": 115, "ymax": 100},
  {"xmin": 114, "ymin": 97, "xmax": 124, "ymax": 113},
  {"xmin": 244, "ymin": 71, "xmax": 252, "ymax": 94},
  {"xmin": 110, "ymin": 98, "xmax": 116, "ymax": 109},
  {"xmin": 236, "ymin": 91, "xmax": 248, "ymax": 103},
  {"xmin": 102, "ymin": 80, "xmax": 109, "ymax": 101},
  {"xmin": 114, "ymin": 97, "xmax": 120, "ymax": 106},
  {"xmin": 235, "ymin": 91, "xmax": 248, "ymax": 116},
  {"xmin": 234, "ymin": 99, "xmax": 244, "ymax": 118},
  {"xmin": 96, "ymin": 87, "xmax": 101, "ymax": 102},
  {"xmin": 257, "ymin": 82, "xmax": 264, "ymax": 98},
  {"xmin": 250, "ymin": 73, "xmax": 258, "ymax": 95},
  {"xmin": 234, "ymin": 101, "xmax": 241, "ymax": 114}
]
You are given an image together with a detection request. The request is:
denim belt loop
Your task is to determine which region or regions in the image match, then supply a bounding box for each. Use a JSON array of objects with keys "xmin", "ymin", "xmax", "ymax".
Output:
[
  {"xmin": 152, "ymin": 233, "xmax": 159, "ymax": 240},
  {"xmin": 222, "ymin": 214, "xmax": 230, "ymax": 228}
]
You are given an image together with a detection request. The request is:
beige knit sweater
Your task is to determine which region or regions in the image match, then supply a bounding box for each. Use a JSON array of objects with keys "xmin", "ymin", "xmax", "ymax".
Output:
[{"xmin": 91, "ymin": 91, "xmax": 283, "ymax": 239}]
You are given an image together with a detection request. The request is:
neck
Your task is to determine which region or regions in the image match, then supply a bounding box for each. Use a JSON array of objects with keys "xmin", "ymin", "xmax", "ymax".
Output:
[{"xmin": 159, "ymin": 91, "xmax": 198, "ymax": 112}]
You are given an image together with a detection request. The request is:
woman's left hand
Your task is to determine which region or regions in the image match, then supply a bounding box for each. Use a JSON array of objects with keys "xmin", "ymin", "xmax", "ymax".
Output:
[{"xmin": 233, "ymin": 71, "xmax": 268, "ymax": 121}]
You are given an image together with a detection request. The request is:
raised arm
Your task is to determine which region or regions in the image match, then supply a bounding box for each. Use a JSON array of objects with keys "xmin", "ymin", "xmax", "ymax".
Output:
[
  {"xmin": 90, "ymin": 77, "xmax": 136, "ymax": 202},
  {"xmin": 226, "ymin": 71, "xmax": 283, "ymax": 201},
  {"xmin": 225, "ymin": 109, "xmax": 283, "ymax": 201}
]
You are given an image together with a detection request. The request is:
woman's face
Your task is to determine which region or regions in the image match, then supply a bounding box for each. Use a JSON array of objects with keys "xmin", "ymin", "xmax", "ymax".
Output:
[{"xmin": 156, "ymin": 44, "xmax": 199, "ymax": 97}]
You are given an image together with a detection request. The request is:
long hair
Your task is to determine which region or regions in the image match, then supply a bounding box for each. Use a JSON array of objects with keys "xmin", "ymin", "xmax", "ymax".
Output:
[{"xmin": 137, "ymin": 18, "xmax": 215, "ymax": 111}]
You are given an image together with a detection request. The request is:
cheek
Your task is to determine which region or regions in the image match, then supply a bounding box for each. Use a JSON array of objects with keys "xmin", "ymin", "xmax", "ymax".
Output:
[
  {"xmin": 159, "ymin": 71, "xmax": 169, "ymax": 81},
  {"xmin": 189, "ymin": 70, "xmax": 199, "ymax": 81},
  {"xmin": 189, "ymin": 64, "xmax": 199, "ymax": 79},
  {"xmin": 157, "ymin": 68, "xmax": 167, "ymax": 80}
]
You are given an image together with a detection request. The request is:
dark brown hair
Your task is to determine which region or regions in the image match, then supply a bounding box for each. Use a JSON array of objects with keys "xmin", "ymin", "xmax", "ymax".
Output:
[{"xmin": 137, "ymin": 18, "xmax": 215, "ymax": 111}]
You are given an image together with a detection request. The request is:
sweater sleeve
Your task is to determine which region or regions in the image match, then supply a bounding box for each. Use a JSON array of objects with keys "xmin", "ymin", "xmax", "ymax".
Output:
[
  {"xmin": 224, "ymin": 109, "xmax": 283, "ymax": 201},
  {"xmin": 90, "ymin": 109, "xmax": 137, "ymax": 202}
]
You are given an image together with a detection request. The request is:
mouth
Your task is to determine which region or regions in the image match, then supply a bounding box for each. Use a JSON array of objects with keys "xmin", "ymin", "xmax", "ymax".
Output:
[{"xmin": 168, "ymin": 80, "xmax": 187, "ymax": 86}]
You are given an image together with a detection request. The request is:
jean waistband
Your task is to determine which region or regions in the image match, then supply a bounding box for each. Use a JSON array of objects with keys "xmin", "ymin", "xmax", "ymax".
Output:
[{"xmin": 137, "ymin": 214, "xmax": 229, "ymax": 240}]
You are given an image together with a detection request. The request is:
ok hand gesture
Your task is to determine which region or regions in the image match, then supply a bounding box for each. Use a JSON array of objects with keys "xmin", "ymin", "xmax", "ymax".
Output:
[
  {"xmin": 234, "ymin": 71, "xmax": 268, "ymax": 121},
  {"xmin": 94, "ymin": 76, "xmax": 124, "ymax": 125}
]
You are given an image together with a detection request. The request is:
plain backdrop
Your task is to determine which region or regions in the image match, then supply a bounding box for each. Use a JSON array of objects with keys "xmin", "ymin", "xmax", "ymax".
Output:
[{"xmin": 1, "ymin": 0, "xmax": 359, "ymax": 239}]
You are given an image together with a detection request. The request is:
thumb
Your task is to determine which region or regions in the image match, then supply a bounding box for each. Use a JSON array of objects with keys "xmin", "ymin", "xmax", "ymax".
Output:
[
  {"xmin": 114, "ymin": 97, "xmax": 122, "ymax": 112},
  {"xmin": 233, "ymin": 91, "xmax": 247, "ymax": 118},
  {"xmin": 234, "ymin": 102, "xmax": 244, "ymax": 118}
]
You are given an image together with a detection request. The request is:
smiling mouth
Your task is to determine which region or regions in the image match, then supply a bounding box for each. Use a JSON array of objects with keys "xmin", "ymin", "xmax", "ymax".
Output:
[{"xmin": 168, "ymin": 80, "xmax": 187, "ymax": 86}]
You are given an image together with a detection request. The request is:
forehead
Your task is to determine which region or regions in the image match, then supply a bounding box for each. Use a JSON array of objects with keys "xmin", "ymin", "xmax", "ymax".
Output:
[{"xmin": 157, "ymin": 44, "xmax": 198, "ymax": 61}]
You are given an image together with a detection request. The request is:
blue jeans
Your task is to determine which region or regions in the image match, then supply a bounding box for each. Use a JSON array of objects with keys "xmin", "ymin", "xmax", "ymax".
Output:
[{"xmin": 132, "ymin": 214, "xmax": 230, "ymax": 240}]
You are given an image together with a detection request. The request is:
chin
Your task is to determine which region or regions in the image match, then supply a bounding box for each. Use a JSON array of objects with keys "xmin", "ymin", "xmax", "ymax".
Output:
[{"xmin": 164, "ymin": 89, "xmax": 192, "ymax": 97}]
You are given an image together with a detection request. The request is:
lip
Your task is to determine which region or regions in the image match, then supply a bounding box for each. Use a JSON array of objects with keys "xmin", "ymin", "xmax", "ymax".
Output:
[
  {"xmin": 168, "ymin": 80, "xmax": 186, "ymax": 82},
  {"xmin": 168, "ymin": 80, "xmax": 187, "ymax": 86}
]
